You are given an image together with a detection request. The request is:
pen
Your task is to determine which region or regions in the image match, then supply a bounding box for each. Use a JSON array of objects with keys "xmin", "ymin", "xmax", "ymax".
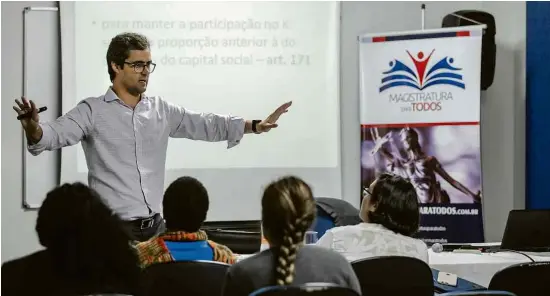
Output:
[{"xmin": 17, "ymin": 106, "xmax": 47, "ymax": 120}]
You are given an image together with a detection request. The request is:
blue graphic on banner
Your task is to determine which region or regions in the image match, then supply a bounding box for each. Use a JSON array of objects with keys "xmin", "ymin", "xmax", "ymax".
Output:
[{"xmin": 380, "ymin": 50, "xmax": 465, "ymax": 92}]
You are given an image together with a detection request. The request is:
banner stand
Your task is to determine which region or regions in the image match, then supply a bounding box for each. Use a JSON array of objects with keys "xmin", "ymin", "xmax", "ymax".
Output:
[{"xmin": 358, "ymin": 25, "xmax": 485, "ymax": 244}]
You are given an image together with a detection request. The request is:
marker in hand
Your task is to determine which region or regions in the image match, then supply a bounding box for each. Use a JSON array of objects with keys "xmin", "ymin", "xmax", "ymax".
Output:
[{"xmin": 17, "ymin": 106, "xmax": 47, "ymax": 120}]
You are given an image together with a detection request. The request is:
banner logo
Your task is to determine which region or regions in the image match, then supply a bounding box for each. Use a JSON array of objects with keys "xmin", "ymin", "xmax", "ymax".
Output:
[{"xmin": 379, "ymin": 50, "xmax": 465, "ymax": 92}]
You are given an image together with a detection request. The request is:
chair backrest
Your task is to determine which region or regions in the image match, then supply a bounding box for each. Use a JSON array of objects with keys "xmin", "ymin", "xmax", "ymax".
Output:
[
  {"xmin": 204, "ymin": 229, "xmax": 261, "ymax": 254},
  {"xmin": 315, "ymin": 198, "xmax": 362, "ymax": 227},
  {"xmin": 488, "ymin": 261, "xmax": 550, "ymax": 296},
  {"xmin": 437, "ymin": 291, "xmax": 516, "ymax": 296},
  {"xmin": 140, "ymin": 260, "xmax": 230, "ymax": 296},
  {"xmin": 250, "ymin": 283, "xmax": 360, "ymax": 296},
  {"xmin": 310, "ymin": 207, "xmax": 336, "ymax": 238},
  {"xmin": 351, "ymin": 256, "xmax": 434, "ymax": 296}
]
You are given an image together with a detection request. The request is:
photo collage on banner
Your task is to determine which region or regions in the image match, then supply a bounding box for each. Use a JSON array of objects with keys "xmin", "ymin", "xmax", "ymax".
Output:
[{"xmin": 359, "ymin": 26, "xmax": 485, "ymax": 243}]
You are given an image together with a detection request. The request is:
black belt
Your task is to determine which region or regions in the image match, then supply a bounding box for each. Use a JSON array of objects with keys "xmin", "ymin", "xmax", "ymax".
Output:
[{"xmin": 128, "ymin": 213, "xmax": 161, "ymax": 230}]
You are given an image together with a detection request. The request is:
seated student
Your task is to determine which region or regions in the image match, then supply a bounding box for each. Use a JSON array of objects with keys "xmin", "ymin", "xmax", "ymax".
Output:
[
  {"xmin": 136, "ymin": 176, "xmax": 235, "ymax": 268},
  {"xmin": 317, "ymin": 173, "xmax": 429, "ymax": 263},
  {"xmin": 222, "ymin": 176, "xmax": 361, "ymax": 296},
  {"xmin": 1, "ymin": 183, "xmax": 141, "ymax": 296}
]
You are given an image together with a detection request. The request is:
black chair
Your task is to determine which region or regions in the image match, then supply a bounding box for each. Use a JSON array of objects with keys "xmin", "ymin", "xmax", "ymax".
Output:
[
  {"xmin": 315, "ymin": 197, "xmax": 362, "ymax": 227},
  {"xmin": 438, "ymin": 291, "xmax": 516, "ymax": 296},
  {"xmin": 488, "ymin": 261, "xmax": 550, "ymax": 296},
  {"xmin": 351, "ymin": 256, "xmax": 433, "ymax": 296},
  {"xmin": 249, "ymin": 283, "xmax": 360, "ymax": 296},
  {"xmin": 204, "ymin": 229, "xmax": 261, "ymax": 254},
  {"xmin": 203, "ymin": 220, "xmax": 261, "ymax": 233},
  {"xmin": 140, "ymin": 260, "xmax": 230, "ymax": 296},
  {"xmin": 202, "ymin": 220, "xmax": 262, "ymax": 254}
]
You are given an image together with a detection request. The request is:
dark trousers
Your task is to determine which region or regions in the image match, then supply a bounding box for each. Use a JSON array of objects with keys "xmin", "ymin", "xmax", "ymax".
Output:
[{"xmin": 122, "ymin": 213, "xmax": 166, "ymax": 242}]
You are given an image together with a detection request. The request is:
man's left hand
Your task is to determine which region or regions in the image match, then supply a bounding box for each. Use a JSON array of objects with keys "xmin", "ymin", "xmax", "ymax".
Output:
[{"xmin": 257, "ymin": 101, "xmax": 292, "ymax": 133}]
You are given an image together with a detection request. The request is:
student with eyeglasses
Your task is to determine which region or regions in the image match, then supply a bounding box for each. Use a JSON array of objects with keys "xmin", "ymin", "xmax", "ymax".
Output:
[
  {"xmin": 13, "ymin": 32, "xmax": 292, "ymax": 242},
  {"xmin": 317, "ymin": 173, "xmax": 429, "ymax": 263}
]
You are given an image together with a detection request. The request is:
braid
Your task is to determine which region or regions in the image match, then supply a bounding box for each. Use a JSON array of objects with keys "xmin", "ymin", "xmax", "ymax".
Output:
[
  {"xmin": 274, "ymin": 216, "xmax": 311, "ymax": 286},
  {"xmin": 262, "ymin": 176, "xmax": 316, "ymax": 286}
]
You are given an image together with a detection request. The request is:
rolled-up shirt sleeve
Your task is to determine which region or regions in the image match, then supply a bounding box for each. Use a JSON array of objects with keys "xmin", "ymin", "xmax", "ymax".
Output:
[
  {"xmin": 164, "ymin": 99, "xmax": 245, "ymax": 149},
  {"xmin": 27, "ymin": 100, "xmax": 93, "ymax": 156}
]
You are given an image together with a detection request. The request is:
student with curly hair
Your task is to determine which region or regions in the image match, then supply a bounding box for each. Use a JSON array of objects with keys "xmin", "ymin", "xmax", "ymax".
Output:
[
  {"xmin": 1, "ymin": 183, "xmax": 141, "ymax": 296},
  {"xmin": 135, "ymin": 176, "xmax": 235, "ymax": 268},
  {"xmin": 317, "ymin": 173, "xmax": 429, "ymax": 263},
  {"xmin": 221, "ymin": 176, "xmax": 361, "ymax": 296}
]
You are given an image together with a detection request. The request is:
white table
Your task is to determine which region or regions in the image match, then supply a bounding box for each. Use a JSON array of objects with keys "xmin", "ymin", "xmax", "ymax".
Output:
[{"xmin": 429, "ymin": 249, "xmax": 550, "ymax": 287}]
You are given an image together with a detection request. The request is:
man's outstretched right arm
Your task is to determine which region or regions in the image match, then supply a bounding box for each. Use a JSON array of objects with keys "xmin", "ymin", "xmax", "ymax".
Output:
[{"xmin": 27, "ymin": 101, "xmax": 93, "ymax": 156}]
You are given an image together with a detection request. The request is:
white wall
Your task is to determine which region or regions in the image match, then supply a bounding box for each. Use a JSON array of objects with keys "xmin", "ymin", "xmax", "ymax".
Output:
[
  {"xmin": 1, "ymin": 1, "xmax": 58, "ymax": 262},
  {"xmin": 340, "ymin": 1, "xmax": 526, "ymax": 242},
  {"xmin": 1, "ymin": 1, "xmax": 525, "ymax": 262}
]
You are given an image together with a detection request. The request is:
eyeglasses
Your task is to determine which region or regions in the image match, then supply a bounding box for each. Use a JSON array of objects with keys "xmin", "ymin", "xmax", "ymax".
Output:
[{"xmin": 124, "ymin": 61, "xmax": 156, "ymax": 73}]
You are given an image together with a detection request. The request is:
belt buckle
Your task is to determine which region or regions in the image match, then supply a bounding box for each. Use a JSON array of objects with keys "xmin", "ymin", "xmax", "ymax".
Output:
[{"xmin": 140, "ymin": 217, "xmax": 154, "ymax": 229}]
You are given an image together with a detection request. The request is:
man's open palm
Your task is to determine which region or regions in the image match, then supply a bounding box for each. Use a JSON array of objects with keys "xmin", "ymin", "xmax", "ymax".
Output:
[{"xmin": 258, "ymin": 101, "xmax": 292, "ymax": 133}]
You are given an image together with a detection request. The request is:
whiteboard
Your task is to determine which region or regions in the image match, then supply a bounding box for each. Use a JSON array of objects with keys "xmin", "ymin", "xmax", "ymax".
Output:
[{"xmin": 22, "ymin": 7, "xmax": 60, "ymax": 208}]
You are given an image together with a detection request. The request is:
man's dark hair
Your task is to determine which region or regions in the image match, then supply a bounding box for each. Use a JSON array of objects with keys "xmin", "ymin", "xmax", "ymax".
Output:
[
  {"xmin": 35, "ymin": 182, "xmax": 140, "ymax": 294},
  {"xmin": 106, "ymin": 32, "xmax": 150, "ymax": 82},
  {"xmin": 367, "ymin": 173, "xmax": 420, "ymax": 236},
  {"xmin": 163, "ymin": 176, "xmax": 209, "ymax": 232}
]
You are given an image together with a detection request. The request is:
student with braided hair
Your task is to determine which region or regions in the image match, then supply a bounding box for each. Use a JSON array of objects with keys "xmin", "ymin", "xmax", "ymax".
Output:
[
  {"xmin": 317, "ymin": 173, "xmax": 429, "ymax": 263},
  {"xmin": 222, "ymin": 176, "xmax": 361, "ymax": 296}
]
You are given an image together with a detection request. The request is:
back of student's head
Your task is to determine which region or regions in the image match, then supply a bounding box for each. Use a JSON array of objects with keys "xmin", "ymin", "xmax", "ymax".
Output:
[
  {"xmin": 261, "ymin": 176, "xmax": 316, "ymax": 286},
  {"xmin": 35, "ymin": 182, "xmax": 140, "ymax": 292},
  {"xmin": 163, "ymin": 176, "xmax": 209, "ymax": 232},
  {"xmin": 364, "ymin": 173, "xmax": 420, "ymax": 236}
]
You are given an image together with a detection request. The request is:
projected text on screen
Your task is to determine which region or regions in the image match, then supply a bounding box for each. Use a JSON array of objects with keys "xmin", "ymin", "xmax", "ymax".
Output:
[
  {"xmin": 61, "ymin": 1, "xmax": 343, "ymax": 221},
  {"xmin": 72, "ymin": 1, "xmax": 339, "ymax": 171}
]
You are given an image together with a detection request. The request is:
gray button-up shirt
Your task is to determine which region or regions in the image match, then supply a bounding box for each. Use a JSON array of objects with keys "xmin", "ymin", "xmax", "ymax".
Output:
[{"xmin": 28, "ymin": 88, "xmax": 245, "ymax": 220}]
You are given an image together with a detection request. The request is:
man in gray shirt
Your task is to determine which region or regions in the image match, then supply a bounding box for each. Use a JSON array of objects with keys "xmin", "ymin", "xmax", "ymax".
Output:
[{"xmin": 13, "ymin": 32, "xmax": 291, "ymax": 241}]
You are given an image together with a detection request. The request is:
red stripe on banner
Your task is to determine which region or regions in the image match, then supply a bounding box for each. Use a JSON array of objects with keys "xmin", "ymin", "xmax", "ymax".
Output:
[
  {"xmin": 372, "ymin": 36, "xmax": 386, "ymax": 42},
  {"xmin": 361, "ymin": 121, "xmax": 480, "ymax": 128},
  {"xmin": 456, "ymin": 31, "xmax": 470, "ymax": 37}
]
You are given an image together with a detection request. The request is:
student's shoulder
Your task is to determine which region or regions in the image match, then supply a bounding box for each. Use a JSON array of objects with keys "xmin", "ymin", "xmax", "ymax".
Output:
[
  {"xmin": 302, "ymin": 245, "xmax": 349, "ymax": 263},
  {"xmin": 326, "ymin": 224, "xmax": 363, "ymax": 237},
  {"xmin": 2, "ymin": 249, "xmax": 51, "ymax": 278},
  {"xmin": 3, "ymin": 249, "xmax": 49, "ymax": 266},
  {"xmin": 229, "ymin": 250, "xmax": 272, "ymax": 272},
  {"xmin": 301, "ymin": 246, "xmax": 356, "ymax": 280}
]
